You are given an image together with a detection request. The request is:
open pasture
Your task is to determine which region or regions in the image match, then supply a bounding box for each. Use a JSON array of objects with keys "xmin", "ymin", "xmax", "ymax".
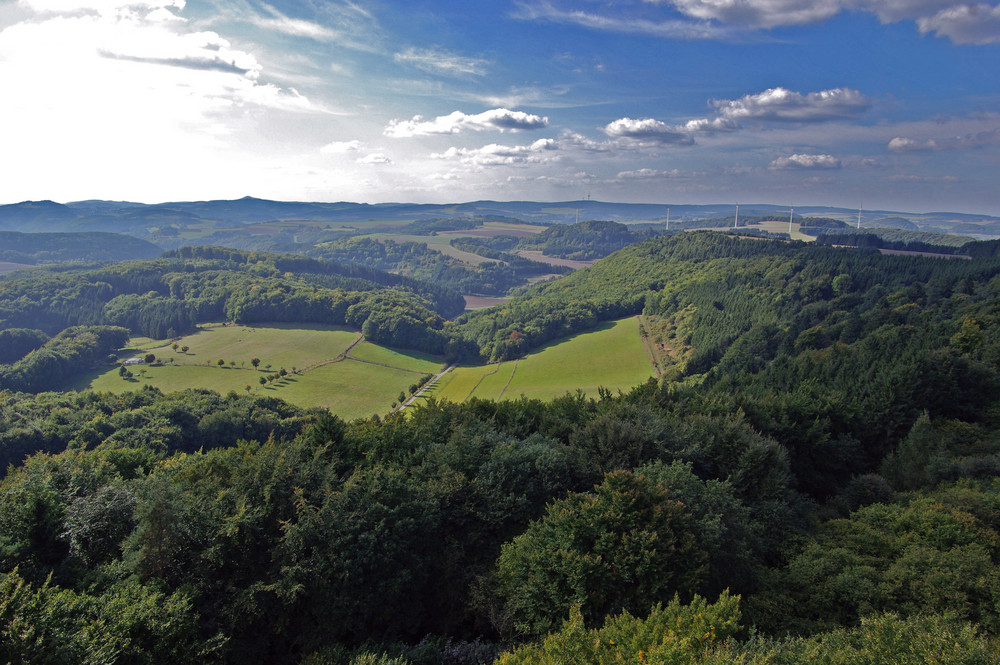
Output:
[
  {"xmin": 427, "ymin": 317, "xmax": 653, "ymax": 403},
  {"xmin": 76, "ymin": 323, "xmax": 437, "ymax": 420}
]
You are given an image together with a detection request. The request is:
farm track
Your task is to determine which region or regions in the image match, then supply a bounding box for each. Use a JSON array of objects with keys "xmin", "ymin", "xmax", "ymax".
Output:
[
  {"xmin": 400, "ymin": 363, "xmax": 458, "ymax": 410},
  {"xmin": 495, "ymin": 359, "xmax": 519, "ymax": 400},
  {"xmin": 294, "ymin": 334, "xmax": 364, "ymax": 374},
  {"xmin": 637, "ymin": 317, "xmax": 662, "ymax": 378},
  {"xmin": 463, "ymin": 362, "xmax": 502, "ymax": 402}
]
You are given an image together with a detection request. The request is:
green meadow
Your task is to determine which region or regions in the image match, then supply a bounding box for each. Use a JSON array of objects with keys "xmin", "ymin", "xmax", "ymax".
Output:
[
  {"xmin": 423, "ymin": 317, "xmax": 654, "ymax": 404},
  {"xmin": 77, "ymin": 323, "xmax": 441, "ymax": 420},
  {"xmin": 75, "ymin": 317, "xmax": 653, "ymax": 418}
]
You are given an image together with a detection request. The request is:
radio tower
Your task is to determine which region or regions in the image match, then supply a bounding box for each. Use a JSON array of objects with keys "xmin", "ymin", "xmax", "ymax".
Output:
[
  {"xmin": 734, "ymin": 203, "xmax": 739, "ymax": 229},
  {"xmin": 788, "ymin": 208, "xmax": 794, "ymax": 235}
]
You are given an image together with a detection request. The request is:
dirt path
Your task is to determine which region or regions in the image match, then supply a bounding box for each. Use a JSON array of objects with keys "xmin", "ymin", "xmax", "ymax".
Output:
[
  {"xmin": 295, "ymin": 333, "xmax": 365, "ymax": 373},
  {"xmin": 637, "ymin": 317, "xmax": 662, "ymax": 378},
  {"xmin": 495, "ymin": 359, "xmax": 519, "ymax": 400},
  {"xmin": 462, "ymin": 362, "xmax": 501, "ymax": 402},
  {"xmin": 399, "ymin": 362, "xmax": 459, "ymax": 410}
]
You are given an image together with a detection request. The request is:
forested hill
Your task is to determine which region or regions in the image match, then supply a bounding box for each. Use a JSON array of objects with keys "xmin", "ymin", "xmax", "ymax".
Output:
[
  {"xmin": 0, "ymin": 230, "xmax": 162, "ymax": 264},
  {"xmin": 0, "ymin": 247, "xmax": 469, "ymax": 392},
  {"xmin": 3, "ymin": 231, "xmax": 1000, "ymax": 663},
  {"xmin": 458, "ymin": 231, "xmax": 1000, "ymax": 360}
]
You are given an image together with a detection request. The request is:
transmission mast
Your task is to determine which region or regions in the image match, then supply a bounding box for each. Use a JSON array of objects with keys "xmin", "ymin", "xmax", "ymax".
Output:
[
  {"xmin": 734, "ymin": 203, "xmax": 739, "ymax": 229},
  {"xmin": 788, "ymin": 208, "xmax": 794, "ymax": 235}
]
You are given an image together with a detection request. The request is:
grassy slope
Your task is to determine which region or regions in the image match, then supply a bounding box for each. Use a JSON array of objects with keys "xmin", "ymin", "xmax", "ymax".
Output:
[
  {"xmin": 427, "ymin": 317, "xmax": 653, "ymax": 403},
  {"xmin": 348, "ymin": 341, "xmax": 446, "ymax": 374},
  {"xmin": 76, "ymin": 324, "xmax": 436, "ymax": 420}
]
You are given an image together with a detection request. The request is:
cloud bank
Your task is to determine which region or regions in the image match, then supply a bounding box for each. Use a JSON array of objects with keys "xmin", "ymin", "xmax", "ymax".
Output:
[{"xmin": 385, "ymin": 108, "xmax": 549, "ymax": 137}]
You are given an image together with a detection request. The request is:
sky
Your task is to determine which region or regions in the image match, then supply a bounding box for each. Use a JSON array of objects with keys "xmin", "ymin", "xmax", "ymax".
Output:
[{"xmin": 1, "ymin": 0, "xmax": 999, "ymax": 214}]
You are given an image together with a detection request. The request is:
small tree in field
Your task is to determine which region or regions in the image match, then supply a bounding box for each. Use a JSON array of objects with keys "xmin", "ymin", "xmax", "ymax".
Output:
[
  {"xmin": 251, "ymin": 357, "xmax": 261, "ymax": 368},
  {"xmin": 217, "ymin": 359, "xmax": 225, "ymax": 367}
]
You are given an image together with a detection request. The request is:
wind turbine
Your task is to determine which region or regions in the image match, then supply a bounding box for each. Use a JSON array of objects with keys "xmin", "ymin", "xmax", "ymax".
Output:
[
  {"xmin": 734, "ymin": 203, "xmax": 739, "ymax": 230},
  {"xmin": 788, "ymin": 208, "xmax": 794, "ymax": 235}
]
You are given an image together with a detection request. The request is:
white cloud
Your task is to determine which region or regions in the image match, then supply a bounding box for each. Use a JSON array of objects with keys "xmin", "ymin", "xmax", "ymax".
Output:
[
  {"xmin": 513, "ymin": 0, "xmax": 732, "ymax": 40},
  {"xmin": 769, "ymin": 153, "xmax": 842, "ymax": 169},
  {"xmin": 662, "ymin": 0, "xmax": 841, "ymax": 29},
  {"xmin": 616, "ymin": 168, "xmax": 699, "ymax": 179},
  {"xmin": 888, "ymin": 128, "xmax": 1000, "ymax": 152},
  {"xmin": 0, "ymin": 0, "xmax": 331, "ymax": 202},
  {"xmin": 917, "ymin": 4, "xmax": 1000, "ymax": 45},
  {"xmin": 713, "ymin": 87, "xmax": 871, "ymax": 122},
  {"xmin": 249, "ymin": 3, "xmax": 339, "ymax": 40},
  {"xmin": 394, "ymin": 47, "xmax": 489, "ymax": 76},
  {"xmin": 385, "ymin": 108, "xmax": 549, "ymax": 137},
  {"xmin": 358, "ymin": 153, "xmax": 393, "ymax": 165},
  {"xmin": 523, "ymin": 0, "xmax": 1000, "ymax": 45},
  {"xmin": 432, "ymin": 139, "xmax": 559, "ymax": 167},
  {"xmin": 603, "ymin": 86, "xmax": 868, "ymax": 148},
  {"xmin": 321, "ymin": 140, "xmax": 364, "ymax": 154},
  {"xmin": 20, "ymin": 0, "xmax": 184, "ymax": 13},
  {"xmin": 603, "ymin": 117, "xmax": 695, "ymax": 145}
]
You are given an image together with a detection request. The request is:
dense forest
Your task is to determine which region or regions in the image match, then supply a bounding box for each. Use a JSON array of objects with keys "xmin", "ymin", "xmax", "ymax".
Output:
[
  {"xmin": 308, "ymin": 237, "xmax": 566, "ymax": 296},
  {"xmin": 0, "ymin": 231, "xmax": 162, "ymax": 265},
  {"xmin": 3, "ymin": 231, "xmax": 1000, "ymax": 663}
]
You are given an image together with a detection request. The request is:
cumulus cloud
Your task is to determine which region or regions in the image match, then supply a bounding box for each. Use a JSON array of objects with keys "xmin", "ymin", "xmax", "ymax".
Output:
[
  {"xmin": 385, "ymin": 108, "xmax": 549, "ymax": 137},
  {"xmin": 769, "ymin": 153, "xmax": 842, "ymax": 169},
  {"xmin": 604, "ymin": 86, "xmax": 868, "ymax": 148},
  {"xmin": 358, "ymin": 153, "xmax": 393, "ymax": 165},
  {"xmin": 603, "ymin": 118, "xmax": 694, "ymax": 145},
  {"xmin": 888, "ymin": 128, "xmax": 1000, "ymax": 152},
  {"xmin": 713, "ymin": 87, "xmax": 871, "ymax": 122},
  {"xmin": 432, "ymin": 138, "xmax": 558, "ymax": 167},
  {"xmin": 395, "ymin": 47, "xmax": 489, "ymax": 76},
  {"xmin": 321, "ymin": 140, "xmax": 364, "ymax": 154},
  {"xmin": 917, "ymin": 4, "xmax": 1000, "ymax": 45}
]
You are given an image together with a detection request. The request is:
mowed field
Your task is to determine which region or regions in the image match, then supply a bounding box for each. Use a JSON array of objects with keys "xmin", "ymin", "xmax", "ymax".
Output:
[
  {"xmin": 75, "ymin": 323, "xmax": 447, "ymax": 420},
  {"xmin": 421, "ymin": 317, "xmax": 654, "ymax": 404},
  {"xmin": 371, "ymin": 221, "xmax": 549, "ymax": 265}
]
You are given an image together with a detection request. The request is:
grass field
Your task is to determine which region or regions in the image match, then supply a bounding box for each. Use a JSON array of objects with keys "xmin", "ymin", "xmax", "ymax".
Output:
[
  {"xmin": 71, "ymin": 317, "xmax": 654, "ymax": 418},
  {"xmin": 74, "ymin": 323, "xmax": 437, "ymax": 420},
  {"xmin": 348, "ymin": 342, "xmax": 445, "ymax": 374},
  {"xmin": 425, "ymin": 317, "xmax": 654, "ymax": 404}
]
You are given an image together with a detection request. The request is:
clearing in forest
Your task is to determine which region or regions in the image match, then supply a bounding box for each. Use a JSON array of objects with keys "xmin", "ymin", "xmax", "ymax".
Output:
[
  {"xmin": 78, "ymin": 323, "xmax": 447, "ymax": 420},
  {"xmin": 425, "ymin": 317, "xmax": 653, "ymax": 404}
]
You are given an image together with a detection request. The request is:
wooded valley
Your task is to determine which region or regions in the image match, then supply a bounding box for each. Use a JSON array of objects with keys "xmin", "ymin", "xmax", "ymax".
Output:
[{"xmin": 2, "ymin": 229, "xmax": 1000, "ymax": 664}]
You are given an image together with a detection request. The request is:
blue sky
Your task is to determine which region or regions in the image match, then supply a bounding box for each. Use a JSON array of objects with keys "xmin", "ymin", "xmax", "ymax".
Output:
[{"xmin": 1, "ymin": 0, "xmax": 998, "ymax": 214}]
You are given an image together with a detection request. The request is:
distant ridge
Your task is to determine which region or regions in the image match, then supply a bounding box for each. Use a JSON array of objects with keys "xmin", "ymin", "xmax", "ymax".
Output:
[{"xmin": 0, "ymin": 198, "xmax": 997, "ymax": 239}]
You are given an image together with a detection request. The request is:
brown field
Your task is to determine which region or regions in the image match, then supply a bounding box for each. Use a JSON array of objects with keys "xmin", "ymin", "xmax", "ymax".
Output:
[
  {"xmin": 0, "ymin": 262, "xmax": 35, "ymax": 274},
  {"xmin": 463, "ymin": 295, "xmax": 509, "ymax": 309},
  {"xmin": 438, "ymin": 221, "xmax": 545, "ymax": 239},
  {"xmin": 515, "ymin": 250, "xmax": 596, "ymax": 269}
]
